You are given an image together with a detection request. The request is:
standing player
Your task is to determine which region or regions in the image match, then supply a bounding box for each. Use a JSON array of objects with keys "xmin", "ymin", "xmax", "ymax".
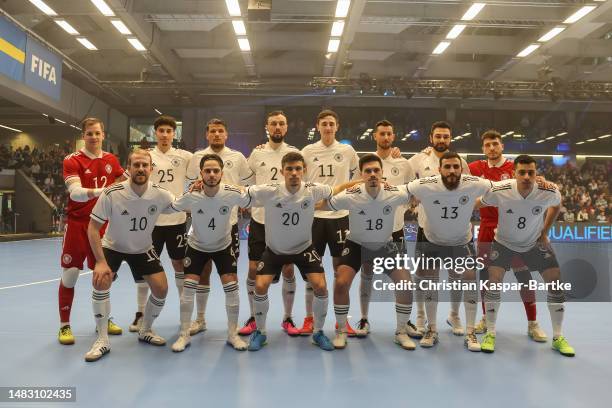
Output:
[
  {"xmin": 85, "ymin": 149, "xmax": 175, "ymax": 362},
  {"xmin": 319, "ymin": 154, "xmax": 416, "ymax": 350},
  {"xmin": 478, "ymin": 155, "xmax": 574, "ymax": 356},
  {"xmin": 169, "ymin": 154, "xmax": 249, "ymax": 352},
  {"xmin": 186, "ymin": 119, "xmax": 252, "ymax": 335},
  {"xmin": 300, "ymin": 109, "xmax": 360, "ymax": 336},
  {"xmin": 407, "ymin": 152, "xmax": 492, "ymax": 351},
  {"xmin": 130, "ymin": 115, "xmax": 193, "ymax": 333},
  {"xmin": 58, "ymin": 118, "xmax": 126, "ymax": 345},
  {"xmin": 240, "ymin": 111, "xmax": 301, "ymax": 336},
  {"xmin": 407, "ymin": 121, "xmax": 469, "ymax": 335},
  {"xmin": 469, "ymin": 130, "xmax": 546, "ymax": 341}
]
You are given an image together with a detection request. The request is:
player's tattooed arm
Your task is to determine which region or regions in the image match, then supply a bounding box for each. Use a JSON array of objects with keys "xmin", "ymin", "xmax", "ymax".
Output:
[
  {"xmin": 535, "ymin": 176, "xmax": 558, "ymax": 191},
  {"xmin": 333, "ymin": 180, "xmax": 361, "ymax": 195},
  {"xmin": 87, "ymin": 219, "xmax": 113, "ymax": 288}
]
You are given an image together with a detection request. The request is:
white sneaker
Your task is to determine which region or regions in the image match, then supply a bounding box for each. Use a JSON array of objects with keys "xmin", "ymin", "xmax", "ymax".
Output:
[
  {"xmin": 419, "ymin": 329, "xmax": 439, "ymax": 348},
  {"xmin": 333, "ymin": 330, "xmax": 347, "ymax": 349},
  {"xmin": 354, "ymin": 319, "xmax": 370, "ymax": 338},
  {"xmin": 189, "ymin": 318, "xmax": 207, "ymax": 336},
  {"xmin": 405, "ymin": 321, "xmax": 424, "ymax": 339},
  {"xmin": 415, "ymin": 310, "xmax": 426, "ymax": 333},
  {"xmin": 394, "ymin": 331, "xmax": 416, "ymax": 350},
  {"xmin": 465, "ymin": 332, "xmax": 481, "ymax": 352},
  {"xmin": 227, "ymin": 334, "xmax": 248, "ymax": 351},
  {"xmin": 128, "ymin": 312, "xmax": 143, "ymax": 333},
  {"xmin": 138, "ymin": 329, "xmax": 166, "ymax": 346},
  {"xmin": 474, "ymin": 316, "xmax": 487, "ymax": 334},
  {"xmin": 528, "ymin": 321, "xmax": 548, "ymax": 342},
  {"xmin": 171, "ymin": 332, "xmax": 191, "ymax": 352},
  {"xmin": 84, "ymin": 337, "xmax": 111, "ymax": 362},
  {"xmin": 446, "ymin": 314, "xmax": 465, "ymax": 336}
]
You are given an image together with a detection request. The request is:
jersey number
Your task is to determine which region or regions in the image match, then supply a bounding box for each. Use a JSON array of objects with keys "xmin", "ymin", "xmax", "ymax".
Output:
[
  {"xmin": 129, "ymin": 217, "xmax": 148, "ymax": 231},
  {"xmin": 318, "ymin": 164, "xmax": 334, "ymax": 178},
  {"xmin": 93, "ymin": 176, "xmax": 108, "ymax": 189},
  {"xmin": 517, "ymin": 217, "xmax": 526, "ymax": 229},
  {"xmin": 281, "ymin": 212, "xmax": 300, "ymax": 226},
  {"xmin": 441, "ymin": 206, "xmax": 459, "ymax": 219},
  {"xmin": 270, "ymin": 167, "xmax": 279, "ymax": 181},
  {"xmin": 157, "ymin": 169, "xmax": 174, "ymax": 183},
  {"xmin": 208, "ymin": 218, "xmax": 216, "ymax": 230},
  {"xmin": 366, "ymin": 219, "xmax": 383, "ymax": 230}
]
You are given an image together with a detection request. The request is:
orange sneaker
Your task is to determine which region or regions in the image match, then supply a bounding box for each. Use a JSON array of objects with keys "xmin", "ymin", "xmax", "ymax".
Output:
[
  {"xmin": 238, "ymin": 316, "xmax": 257, "ymax": 336},
  {"xmin": 335, "ymin": 321, "xmax": 357, "ymax": 337},
  {"xmin": 299, "ymin": 316, "xmax": 314, "ymax": 336}
]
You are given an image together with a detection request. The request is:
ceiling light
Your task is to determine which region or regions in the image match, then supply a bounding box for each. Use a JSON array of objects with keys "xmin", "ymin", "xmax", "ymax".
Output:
[
  {"xmin": 225, "ymin": 0, "xmax": 241, "ymax": 17},
  {"xmin": 54, "ymin": 19, "xmax": 79, "ymax": 35},
  {"xmin": 517, "ymin": 44, "xmax": 540, "ymax": 57},
  {"xmin": 110, "ymin": 19, "xmax": 132, "ymax": 35},
  {"xmin": 77, "ymin": 37, "xmax": 97, "ymax": 50},
  {"xmin": 461, "ymin": 3, "xmax": 485, "ymax": 21},
  {"xmin": 335, "ymin": 0, "xmax": 351, "ymax": 18},
  {"xmin": 331, "ymin": 21, "xmax": 345, "ymax": 37},
  {"xmin": 563, "ymin": 6, "xmax": 596, "ymax": 24},
  {"xmin": 598, "ymin": 134, "xmax": 611, "ymax": 139},
  {"xmin": 536, "ymin": 140, "xmax": 545, "ymax": 144},
  {"xmin": 238, "ymin": 37, "xmax": 251, "ymax": 51},
  {"xmin": 538, "ymin": 27, "xmax": 565, "ymax": 42},
  {"xmin": 0, "ymin": 124, "xmax": 23, "ymax": 132},
  {"xmin": 432, "ymin": 41, "xmax": 451, "ymax": 55},
  {"xmin": 55, "ymin": 118, "xmax": 66, "ymax": 124},
  {"xmin": 446, "ymin": 24, "xmax": 466, "ymax": 39},
  {"xmin": 128, "ymin": 38, "xmax": 147, "ymax": 51},
  {"xmin": 586, "ymin": 138, "xmax": 597, "ymax": 142},
  {"xmin": 232, "ymin": 20, "xmax": 246, "ymax": 36},
  {"xmin": 328, "ymin": 38, "xmax": 340, "ymax": 53},
  {"xmin": 556, "ymin": 131, "xmax": 568, "ymax": 136},
  {"xmin": 545, "ymin": 136, "xmax": 555, "ymax": 140},
  {"xmin": 90, "ymin": 0, "xmax": 115, "ymax": 16},
  {"xmin": 154, "ymin": 108, "xmax": 162, "ymax": 115},
  {"xmin": 28, "ymin": 0, "xmax": 57, "ymax": 16},
  {"xmin": 575, "ymin": 141, "xmax": 585, "ymax": 145},
  {"xmin": 462, "ymin": 132, "xmax": 471, "ymax": 137}
]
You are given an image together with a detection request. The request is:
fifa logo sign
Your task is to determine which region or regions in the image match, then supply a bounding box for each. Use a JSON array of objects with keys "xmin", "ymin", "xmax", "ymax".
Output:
[{"xmin": 30, "ymin": 55, "xmax": 57, "ymax": 85}]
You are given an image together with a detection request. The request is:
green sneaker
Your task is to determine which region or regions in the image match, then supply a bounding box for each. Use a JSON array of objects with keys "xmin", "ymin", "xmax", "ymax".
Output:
[
  {"xmin": 481, "ymin": 332, "xmax": 496, "ymax": 353},
  {"xmin": 552, "ymin": 336, "xmax": 575, "ymax": 357}
]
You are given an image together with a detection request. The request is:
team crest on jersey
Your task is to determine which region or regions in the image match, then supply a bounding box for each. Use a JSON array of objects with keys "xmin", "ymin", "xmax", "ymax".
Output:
[
  {"xmin": 501, "ymin": 173, "xmax": 510, "ymax": 180},
  {"xmin": 256, "ymin": 261, "xmax": 265, "ymax": 271},
  {"xmin": 171, "ymin": 158, "xmax": 181, "ymax": 167},
  {"xmin": 489, "ymin": 250, "xmax": 499, "ymax": 261},
  {"xmin": 459, "ymin": 195, "xmax": 470, "ymax": 205},
  {"xmin": 105, "ymin": 164, "xmax": 112, "ymax": 174},
  {"xmin": 183, "ymin": 257, "xmax": 192, "ymax": 267},
  {"xmin": 341, "ymin": 247, "xmax": 350, "ymax": 256},
  {"xmin": 219, "ymin": 206, "xmax": 230, "ymax": 215},
  {"xmin": 301, "ymin": 200, "xmax": 310, "ymax": 209},
  {"xmin": 391, "ymin": 167, "xmax": 400, "ymax": 176},
  {"xmin": 225, "ymin": 160, "xmax": 234, "ymax": 169},
  {"xmin": 383, "ymin": 205, "xmax": 392, "ymax": 215},
  {"xmin": 532, "ymin": 206, "xmax": 543, "ymax": 215},
  {"xmin": 334, "ymin": 153, "xmax": 343, "ymax": 162},
  {"xmin": 148, "ymin": 205, "xmax": 158, "ymax": 215},
  {"xmin": 62, "ymin": 254, "xmax": 72, "ymax": 264}
]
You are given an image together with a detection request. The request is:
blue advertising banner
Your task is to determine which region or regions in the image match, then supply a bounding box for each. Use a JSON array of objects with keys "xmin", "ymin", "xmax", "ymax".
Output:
[
  {"xmin": 24, "ymin": 35, "xmax": 62, "ymax": 100},
  {"xmin": 0, "ymin": 16, "xmax": 26, "ymax": 82}
]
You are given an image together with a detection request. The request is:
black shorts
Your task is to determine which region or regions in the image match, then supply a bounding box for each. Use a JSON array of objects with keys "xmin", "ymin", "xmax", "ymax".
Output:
[
  {"xmin": 231, "ymin": 223, "xmax": 240, "ymax": 259},
  {"xmin": 183, "ymin": 244, "xmax": 237, "ymax": 276},
  {"xmin": 338, "ymin": 239, "xmax": 400, "ymax": 275},
  {"xmin": 103, "ymin": 247, "xmax": 164, "ymax": 283},
  {"xmin": 257, "ymin": 245, "xmax": 324, "ymax": 281},
  {"xmin": 152, "ymin": 223, "xmax": 187, "ymax": 260},
  {"xmin": 488, "ymin": 240, "xmax": 559, "ymax": 272},
  {"xmin": 248, "ymin": 220, "xmax": 266, "ymax": 261},
  {"xmin": 312, "ymin": 216, "xmax": 350, "ymax": 258},
  {"xmin": 415, "ymin": 232, "xmax": 476, "ymax": 264}
]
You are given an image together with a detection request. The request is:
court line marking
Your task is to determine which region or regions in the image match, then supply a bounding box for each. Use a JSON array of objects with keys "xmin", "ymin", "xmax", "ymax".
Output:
[{"xmin": 0, "ymin": 271, "xmax": 92, "ymax": 290}]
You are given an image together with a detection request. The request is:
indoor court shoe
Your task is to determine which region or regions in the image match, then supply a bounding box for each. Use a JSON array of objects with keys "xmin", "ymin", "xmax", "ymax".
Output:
[
  {"xmin": 415, "ymin": 310, "xmax": 426, "ymax": 334},
  {"xmin": 107, "ymin": 318, "xmax": 123, "ymax": 335},
  {"xmin": 464, "ymin": 332, "xmax": 481, "ymax": 352},
  {"xmin": 419, "ymin": 329, "xmax": 439, "ymax": 348},
  {"xmin": 281, "ymin": 317, "xmax": 301, "ymax": 336},
  {"xmin": 247, "ymin": 330, "xmax": 267, "ymax": 351},
  {"xmin": 527, "ymin": 321, "xmax": 548, "ymax": 342},
  {"xmin": 354, "ymin": 318, "xmax": 370, "ymax": 338},
  {"xmin": 333, "ymin": 330, "xmax": 347, "ymax": 349},
  {"xmin": 171, "ymin": 332, "xmax": 191, "ymax": 352},
  {"xmin": 312, "ymin": 330, "xmax": 334, "ymax": 351},
  {"xmin": 552, "ymin": 336, "xmax": 575, "ymax": 357},
  {"xmin": 239, "ymin": 317, "xmax": 257, "ymax": 336},
  {"xmin": 474, "ymin": 316, "xmax": 487, "ymax": 334},
  {"xmin": 84, "ymin": 337, "xmax": 110, "ymax": 362},
  {"xmin": 405, "ymin": 321, "xmax": 423, "ymax": 339},
  {"xmin": 335, "ymin": 321, "xmax": 357, "ymax": 337},
  {"xmin": 481, "ymin": 332, "xmax": 496, "ymax": 353},
  {"xmin": 138, "ymin": 329, "xmax": 166, "ymax": 346},
  {"xmin": 394, "ymin": 331, "xmax": 417, "ymax": 350},
  {"xmin": 58, "ymin": 325, "xmax": 75, "ymax": 345},
  {"xmin": 129, "ymin": 312, "xmax": 143, "ymax": 332},
  {"xmin": 299, "ymin": 316, "xmax": 314, "ymax": 336},
  {"xmin": 189, "ymin": 318, "xmax": 207, "ymax": 336},
  {"xmin": 446, "ymin": 314, "xmax": 465, "ymax": 336},
  {"xmin": 227, "ymin": 334, "xmax": 248, "ymax": 351}
]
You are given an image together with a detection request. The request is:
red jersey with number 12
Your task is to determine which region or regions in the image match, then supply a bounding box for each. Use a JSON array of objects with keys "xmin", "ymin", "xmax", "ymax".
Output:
[
  {"xmin": 468, "ymin": 158, "xmax": 514, "ymax": 227},
  {"xmin": 63, "ymin": 149, "xmax": 125, "ymax": 221}
]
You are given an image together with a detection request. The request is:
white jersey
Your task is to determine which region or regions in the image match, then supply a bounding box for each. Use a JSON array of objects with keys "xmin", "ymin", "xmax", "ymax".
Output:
[
  {"xmin": 407, "ymin": 175, "xmax": 491, "ymax": 246},
  {"xmin": 378, "ymin": 154, "xmax": 416, "ymax": 232},
  {"xmin": 170, "ymin": 184, "xmax": 250, "ymax": 252},
  {"xmin": 187, "ymin": 146, "xmax": 253, "ymax": 224},
  {"xmin": 481, "ymin": 180, "xmax": 561, "ymax": 253},
  {"xmin": 91, "ymin": 181, "xmax": 174, "ymax": 254},
  {"xmin": 247, "ymin": 142, "xmax": 300, "ymax": 224},
  {"xmin": 149, "ymin": 147, "xmax": 193, "ymax": 226},
  {"xmin": 246, "ymin": 182, "xmax": 333, "ymax": 255},
  {"xmin": 329, "ymin": 184, "xmax": 411, "ymax": 250},
  {"xmin": 407, "ymin": 151, "xmax": 470, "ymax": 228},
  {"xmin": 302, "ymin": 140, "xmax": 359, "ymax": 219}
]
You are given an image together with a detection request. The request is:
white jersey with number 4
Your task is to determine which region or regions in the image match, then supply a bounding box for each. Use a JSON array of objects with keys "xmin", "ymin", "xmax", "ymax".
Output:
[
  {"xmin": 301, "ymin": 140, "xmax": 359, "ymax": 219},
  {"xmin": 170, "ymin": 183, "xmax": 250, "ymax": 252},
  {"xmin": 329, "ymin": 185, "xmax": 411, "ymax": 250},
  {"xmin": 149, "ymin": 147, "xmax": 193, "ymax": 226},
  {"xmin": 91, "ymin": 181, "xmax": 174, "ymax": 254},
  {"xmin": 247, "ymin": 142, "xmax": 299, "ymax": 224},
  {"xmin": 407, "ymin": 175, "xmax": 491, "ymax": 246},
  {"xmin": 379, "ymin": 155, "xmax": 415, "ymax": 232},
  {"xmin": 481, "ymin": 179, "xmax": 561, "ymax": 253},
  {"xmin": 246, "ymin": 182, "xmax": 333, "ymax": 254}
]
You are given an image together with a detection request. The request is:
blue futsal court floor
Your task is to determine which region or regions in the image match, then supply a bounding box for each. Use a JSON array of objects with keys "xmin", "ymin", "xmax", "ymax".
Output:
[{"xmin": 0, "ymin": 238, "xmax": 610, "ymax": 408}]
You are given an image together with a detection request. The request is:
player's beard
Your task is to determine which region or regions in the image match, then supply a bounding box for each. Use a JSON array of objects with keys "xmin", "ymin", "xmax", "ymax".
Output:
[
  {"xmin": 377, "ymin": 140, "xmax": 392, "ymax": 150},
  {"xmin": 132, "ymin": 173, "xmax": 148, "ymax": 185},
  {"xmin": 368, "ymin": 177, "xmax": 379, "ymax": 187},
  {"xmin": 270, "ymin": 133, "xmax": 284, "ymax": 144},
  {"xmin": 210, "ymin": 142, "xmax": 224, "ymax": 151},
  {"xmin": 487, "ymin": 152, "xmax": 501, "ymax": 161},
  {"xmin": 205, "ymin": 178, "xmax": 220, "ymax": 187},
  {"xmin": 441, "ymin": 174, "xmax": 460, "ymax": 190},
  {"xmin": 433, "ymin": 143, "xmax": 448, "ymax": 153}
]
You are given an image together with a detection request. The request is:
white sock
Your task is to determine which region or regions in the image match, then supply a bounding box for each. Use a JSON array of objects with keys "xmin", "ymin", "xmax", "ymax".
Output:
[
  {"xmin": 304, "ymin": 282, "xmax": 314, "ymax": 317},
  {"xmin": 282, "ymin": 276, "xmax": 296, "ymax": 320},
  {"xmin": 175, "ymin": 271, "xmax": 185, "ymax": 297},
  {"xmin": 142, "ymin": 293, "xmax": 166, "ymax": 332},
  {"xmin": 334, "ymin": 304, "xmax": 349, "ymax": 333},
  {"xmin": 484, "ymin": 289, "xmax": 501, "ymax": 335},
  {"xmin": 195, "ymin": 285, "xmax": 210, "ymax": 320},
  {"xmin": 92, "ymin": 289, "xmax": 110, "ymax": 340},
  {"xmin": 247, "ymin": 278, "xmax": 256, "ymax": 317},
  {"xmin": 313, "ymin": 293, "xmax": 328, "ymax": 332},
  {"xmin": 395, "ymin": 302, "xmax": 412, "ymax": 332},
  {"xmin": 463, "ymin": 281, "xmax": 478, "ymax": 333},
  {"xmin": 136, "ymin": 282, "xmax": 148, "ymax": 314},
  {"xmin": 360, "ymin": 274, "xmax": 373, "ymax": 319},
  {"xmin": 224, "ymin": 281, "xmax": 240, "ymax": 335},
  {"xmin": 180, "ymin": 279, "xmax": 197, "ymax": 333},
  {"xmin": 449, "ymin": 272, "xmax": 462, "ymax": 317},
  {"xmin": 547, "ymin": 292, "xmax": 565, "ymax": 339},
  {"xmin": 414, "ymin": 275, "xmax": 425, "ymax": 318},
  {"xmin": 253, "ymin": 293, "xmax": 269, "ymax": 334},
  {"xmin": 424, "ymin": 275, "xmax": 439, "ymax": 331}
]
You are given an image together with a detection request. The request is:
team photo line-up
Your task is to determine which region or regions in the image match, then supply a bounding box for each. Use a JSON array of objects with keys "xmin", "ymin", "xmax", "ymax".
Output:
[{"xmin": 57, "ymin": 109, "xmax": 575, "ymax": 363}]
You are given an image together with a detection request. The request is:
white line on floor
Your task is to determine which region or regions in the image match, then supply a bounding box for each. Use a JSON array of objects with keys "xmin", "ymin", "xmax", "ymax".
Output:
[{"xmin": 0, "ymin": 271, "xmax": 92, "ymax": 290}]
